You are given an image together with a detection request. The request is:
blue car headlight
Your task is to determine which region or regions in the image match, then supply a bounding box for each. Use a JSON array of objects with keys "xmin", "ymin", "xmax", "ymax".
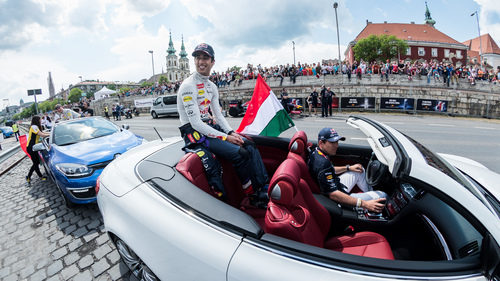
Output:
[{"xmin": 55, "ymin": 163, "xmax": 93, "ymax": 177}]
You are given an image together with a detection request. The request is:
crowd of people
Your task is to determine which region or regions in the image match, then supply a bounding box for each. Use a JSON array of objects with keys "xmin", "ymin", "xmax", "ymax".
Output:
[{"xmin": 208, "ymin": 60, "xmax": 500, "ymax": 88}]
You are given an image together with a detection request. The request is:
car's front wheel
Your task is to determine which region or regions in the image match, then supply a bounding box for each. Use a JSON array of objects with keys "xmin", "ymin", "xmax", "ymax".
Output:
[
  {"xmin": 151, "ymin": 111, "xmax": 158, "ymax": 119},
  {"xmin": 115, "ymin": 238, "xmax": 159, "ymax": 281}
]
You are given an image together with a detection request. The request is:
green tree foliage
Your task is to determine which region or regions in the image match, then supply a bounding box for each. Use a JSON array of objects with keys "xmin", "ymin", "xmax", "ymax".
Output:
[
  {"xmin": 141, "ymin": 81, "xmax": 153, "ymax": 88},
  {"xmin": 107, "ymin": 84, "xmax": 116, "ymax": 90},
  {"xmin": 118, "ymin": 87, "xmax": 132, "ymax": 96},
  {"xmin": 353, "ymin": 35, "xmax": 408, "ymax": 63},
  {"xmin": 158, "ymin": 75, "xmax": 169, "ymax": 84},
  {"xmin": 228, "ymin": 66, "xmax": 241, "ymax": 73},
  {"xmin": 68, "ymin": 88, "xmax": 83, "ymax": 103}
]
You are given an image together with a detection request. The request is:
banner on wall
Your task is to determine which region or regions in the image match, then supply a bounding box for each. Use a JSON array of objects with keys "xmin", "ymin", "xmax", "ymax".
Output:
[
  {"xmin": 380, "ymin": 98, "xmax": 415, "ymax": 110},
  {"xmin": 416, "ymin": 99, "xmax": 448, "ymax": 112},
  {"xmin": 340, "ymin": 97, "xmax": 376, "ymax": 109},
  {"xmin": 134, "ymin": 98, "xmax": 155, "ymax": 108}
]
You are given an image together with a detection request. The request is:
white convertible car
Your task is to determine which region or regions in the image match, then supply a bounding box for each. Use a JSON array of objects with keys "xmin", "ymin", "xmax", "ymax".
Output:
[{"xmin": 96, "ymin": 116, "xmax": 500, "ymax": 281}]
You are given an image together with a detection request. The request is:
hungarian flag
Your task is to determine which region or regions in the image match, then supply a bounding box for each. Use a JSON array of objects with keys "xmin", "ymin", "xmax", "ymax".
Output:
[{"xmin": 237, "ymin": 75, "xmax": 294, "ymax": 137}]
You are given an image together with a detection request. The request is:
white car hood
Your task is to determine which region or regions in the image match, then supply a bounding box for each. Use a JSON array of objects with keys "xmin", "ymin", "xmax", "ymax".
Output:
[{"xmin": 439, "ymin": 153, "xmax": 500, "ymax": 201}]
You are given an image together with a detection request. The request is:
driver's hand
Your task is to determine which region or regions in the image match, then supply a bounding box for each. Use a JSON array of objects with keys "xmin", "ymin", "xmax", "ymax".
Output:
[
  {"xmin": 226, "ymin": 133, "xmax": 244, "ymax": 146},
  {"xmin": 363, "ymin": 198, "xmax": 386, "ymax": 213},
  {"xmin": 350, "ymin": 163, "xmax": 364, "ymax": 173}
]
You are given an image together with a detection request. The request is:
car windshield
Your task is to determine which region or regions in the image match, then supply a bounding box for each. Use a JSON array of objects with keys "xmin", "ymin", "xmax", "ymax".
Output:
[
  {"xmin": 53, "ymin": 118, "xmax": 119, "ymax": 146},
  {"xmin": 405, "ymin": 134, "xmax": 486, "ymax": 204}
]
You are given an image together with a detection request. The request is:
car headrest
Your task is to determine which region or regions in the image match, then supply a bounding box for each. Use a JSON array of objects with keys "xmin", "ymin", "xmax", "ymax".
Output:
[
  {"xmin": 268, "ymin": 160, "xmax": 300, "ymax": 206},
  {"xmin": 288, "ymin": 131, "xmax": 308, "ymax": 156}
]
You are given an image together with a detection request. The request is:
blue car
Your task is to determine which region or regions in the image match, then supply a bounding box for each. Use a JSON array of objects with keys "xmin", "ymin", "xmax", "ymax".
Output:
[
  {"xmin": 33, "ymin": 117, "xmax": 145, "ymax": 207},
  {"xmin": 0, "ymin": 126, "xmax": 13, "ymax": 138}
]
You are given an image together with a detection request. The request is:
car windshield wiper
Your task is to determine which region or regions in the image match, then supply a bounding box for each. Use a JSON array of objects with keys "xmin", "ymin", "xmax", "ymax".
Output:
[{"xmin": 57, "ymin": 141, "xmax": 81, "ymax": 146}]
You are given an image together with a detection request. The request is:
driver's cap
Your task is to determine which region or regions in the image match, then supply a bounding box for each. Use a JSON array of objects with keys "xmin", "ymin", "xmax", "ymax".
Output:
[{"xmin": 318, "ymin": 128, "xmax": 345, "ymax": 142}]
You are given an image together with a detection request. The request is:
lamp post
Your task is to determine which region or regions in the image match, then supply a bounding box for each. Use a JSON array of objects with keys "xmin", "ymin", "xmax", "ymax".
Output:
[
  {"xmin": 148, "ymin": 50, "xmax": 155, "ymax": 77},
  {"xmin": 333, "ymin": 2, "xmax": 341, "ymax": 63},
  {"xmin": 292, "ymin": 41, "xmax": 296, "ymax": 65},
  {"xmin": 471, "ymin": 11, "xmax": 483, "ymax": 67}
]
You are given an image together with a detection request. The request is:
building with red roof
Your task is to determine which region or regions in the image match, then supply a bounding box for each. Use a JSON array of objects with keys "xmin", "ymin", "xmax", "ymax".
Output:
[
  {"xmin": 462, "ymin": 34, "xmax": 500, "ymax": 68},
  {"xmin": 345, "ymin": 4, "xmax": 467, "ymax": 66}
]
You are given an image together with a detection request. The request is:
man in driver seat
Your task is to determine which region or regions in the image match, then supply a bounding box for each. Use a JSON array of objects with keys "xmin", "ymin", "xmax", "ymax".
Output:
[{"xmin": 308, "ymin": 127, "xmax": 387, "ymax": 213}]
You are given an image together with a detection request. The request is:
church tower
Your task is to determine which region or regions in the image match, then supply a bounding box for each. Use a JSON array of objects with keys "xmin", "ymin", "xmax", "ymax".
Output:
[
  {"xmin": 166, "ymin": 31, "xmax": 179, "ymax": 82},
  {"xmin": 179, "ymin": 35, "xmax": 190, "ymax": 80},
  {"xmin": 424, "ymin": 1, "xmax": 436, "ymax": 27}
]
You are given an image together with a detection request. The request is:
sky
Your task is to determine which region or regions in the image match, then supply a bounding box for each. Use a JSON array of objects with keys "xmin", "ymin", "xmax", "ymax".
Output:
[{"xmin": 0, "ymin": 0, "xmax": 499, "ymax": 109}]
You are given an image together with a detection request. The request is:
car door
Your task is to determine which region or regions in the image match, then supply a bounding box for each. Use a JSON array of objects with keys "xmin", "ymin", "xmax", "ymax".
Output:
[
  {"xmin": 38, "ymin": 137, "xmax": 54, "ymax": 180},
  {"xmin": 163, "ymin": 96, "xmax": 177, "ymax": 115}
]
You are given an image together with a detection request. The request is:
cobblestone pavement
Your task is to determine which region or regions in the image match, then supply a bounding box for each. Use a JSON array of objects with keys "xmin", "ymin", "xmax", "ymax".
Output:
[{"xmin": 0, "ymin": 159, "xmax": 138, "ymax": 281}]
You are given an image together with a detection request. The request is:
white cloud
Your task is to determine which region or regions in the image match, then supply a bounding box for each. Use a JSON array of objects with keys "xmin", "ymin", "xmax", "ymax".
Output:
[{"xmin": 474, "ymin": 0, "xmax": 500, "ymax": 41}]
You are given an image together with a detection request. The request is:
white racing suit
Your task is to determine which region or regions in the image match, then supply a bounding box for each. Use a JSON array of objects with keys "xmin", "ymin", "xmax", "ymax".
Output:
[{"xmin": 177, "ymin": 72, "xmax": 268, "ymax": 195}]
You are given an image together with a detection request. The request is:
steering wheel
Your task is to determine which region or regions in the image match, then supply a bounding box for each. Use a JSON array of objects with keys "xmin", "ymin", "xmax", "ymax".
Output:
[{"xmin": 366, "ymin": 156, "xmax": 389, "ymax": 186}]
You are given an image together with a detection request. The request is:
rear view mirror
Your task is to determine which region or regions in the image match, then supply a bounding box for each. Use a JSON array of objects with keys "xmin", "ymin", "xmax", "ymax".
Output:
[
  {"xmin": 122, "ymin": 124, "xmax": 130, "ymax": 130},
  {"xmin": 32, "ymin": 143, "xmax": 46, "ymax": 152}
]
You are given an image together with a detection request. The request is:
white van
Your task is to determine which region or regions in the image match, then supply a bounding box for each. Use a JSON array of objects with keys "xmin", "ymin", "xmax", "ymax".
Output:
[{"xmin": 150, "ymin": 95, "xmax": 178, "ymax": 118}]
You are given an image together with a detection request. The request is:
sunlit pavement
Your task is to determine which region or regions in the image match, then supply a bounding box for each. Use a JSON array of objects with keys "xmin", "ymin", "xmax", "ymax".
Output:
[{"xmin": 0, "ymin": 159, "xmax": 138, "ymax": 281}]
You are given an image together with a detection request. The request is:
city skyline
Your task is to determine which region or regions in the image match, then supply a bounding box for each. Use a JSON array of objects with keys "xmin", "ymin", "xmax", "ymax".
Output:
[{"xmin": 0, "ymin": 0, "xmax": 498, "ymax": 109}]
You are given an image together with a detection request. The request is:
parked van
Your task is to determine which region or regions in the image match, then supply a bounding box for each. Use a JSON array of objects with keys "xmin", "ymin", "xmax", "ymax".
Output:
[{"xmin": 150, "ymin": 95, "xmax": 178, "ymax": 118}]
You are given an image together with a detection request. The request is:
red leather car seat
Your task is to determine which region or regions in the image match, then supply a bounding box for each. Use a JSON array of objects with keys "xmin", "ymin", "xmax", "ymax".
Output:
[
  {"xmin": 286, "ymin": 131, "xmax": 321, "ymax": 194},
  {"xmin": 176, "ymin": 152, "xmax": 212, "ymax": 195},
  {"xmin": 264, "ymin": 159, "xmax": 394, "ymax": 260}
]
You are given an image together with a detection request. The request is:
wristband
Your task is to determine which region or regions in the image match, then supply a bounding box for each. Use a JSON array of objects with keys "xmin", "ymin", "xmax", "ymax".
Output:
[
  {"xmin": 346, "ymin": 164, "xmax": 350, "ymax": 171},
  {"xmin": 227, "ymin": 130, "xmax": 234, "ymax": 135},
  {"xmin": 356, "ymin": 198, "xmax": 362, "ymax": 208}
]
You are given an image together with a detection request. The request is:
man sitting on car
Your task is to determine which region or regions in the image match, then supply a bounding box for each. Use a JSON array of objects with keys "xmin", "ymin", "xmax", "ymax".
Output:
[
  {"xmin": 177, "ymin": 43, "xmax": 268, "ymax": 204},
  {"xmin": 308, "ymin": 127, "xmax": 387, "ymax": 213}
]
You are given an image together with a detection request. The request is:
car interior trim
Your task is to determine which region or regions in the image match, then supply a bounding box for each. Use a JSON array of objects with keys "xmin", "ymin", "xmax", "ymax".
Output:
[
  {"xmin": 420, "ymin": 214, "xmax": 453, "ymax": 260},
  {"xmin": 248, "ymin": 235, "xmax": 482, "ymax": 280}
]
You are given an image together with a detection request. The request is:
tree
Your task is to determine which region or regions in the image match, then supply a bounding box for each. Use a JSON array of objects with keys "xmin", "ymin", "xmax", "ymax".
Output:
[
  {"xmin": 68, "ymin": 88, "xmax": 83, "ymax": 103},
  {"xmin": 158, "ymin": 75, "xmax": 169, "ymax": 84},
  {"xmin": 141, "ymin": 81, "xmax": 153, "ymax": 88},
  {"xmin": 353, "ymin": 35, "xmax": 408, "ymax": 63},
  {"xmin": 107, "ymin": 84, "xmax": 116, "ymax": 90}
]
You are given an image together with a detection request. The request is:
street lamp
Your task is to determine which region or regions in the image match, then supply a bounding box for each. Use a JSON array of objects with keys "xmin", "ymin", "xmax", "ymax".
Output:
[
  {"xmin": 333, "ymin": 2, "xmax": 341, "ymax": 63},
  {"xmin": 148, "ymin": 50, "xmax": 155, "ymax": 77},
  {"xmin": 471, "ymin": 11, "xmax": 483, "ymax": 67},
  {"xmin": 292, "ymin": 41, "xmax": 296, "ymax": 65}
]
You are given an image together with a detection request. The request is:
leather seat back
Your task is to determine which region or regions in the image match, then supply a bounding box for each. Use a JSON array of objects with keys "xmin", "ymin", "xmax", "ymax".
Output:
[{"xmin": 286, "ymin": 131, "xmax": 321, "ymax": 194}]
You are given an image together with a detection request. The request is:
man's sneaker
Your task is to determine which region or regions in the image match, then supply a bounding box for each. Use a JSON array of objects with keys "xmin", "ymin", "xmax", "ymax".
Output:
[
  {"xmin": 26, "ymin": 176, "xmax": 31, "ymax": 183},
  {"xmin": 242, "ymin": 180, "xmax": 254, "ymax": 195}
]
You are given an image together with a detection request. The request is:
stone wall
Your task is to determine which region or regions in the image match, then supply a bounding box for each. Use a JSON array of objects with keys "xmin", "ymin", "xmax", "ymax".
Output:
[{"xmin": 91, "ymin": 74, "xmax": 500, "ymax": 118}]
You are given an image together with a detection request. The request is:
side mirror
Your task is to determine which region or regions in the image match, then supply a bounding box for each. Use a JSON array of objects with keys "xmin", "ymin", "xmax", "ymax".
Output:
[
  {"xmin": 122, "ymin": 124, "xmax": 130, "ymax": 130},
  {"xmin": 32, "ymin": 143, "xmax": 46, "ymax": 152}
]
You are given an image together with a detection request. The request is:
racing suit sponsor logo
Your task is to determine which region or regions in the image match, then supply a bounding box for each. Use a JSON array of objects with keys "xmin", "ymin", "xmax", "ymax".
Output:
[
  {"xmin": 187, "ymin": 110, "xmax": 194, "ymax": 115},
  {"xmin": 326, "ymin": 174, "xmax": 333, "ymax": 180},
  {"xmin": 193, "ymin": 131, "xmax": 200, "ymax": 140},
  {"xmin": 185, "ymin": 103, "xmax": 195, "ymax": 108},
  {"xmin": 196, "ymin": 151, "xmax": 205, "ymax": 157},
  {"xmin": 181, "ymin": 91, "xmax": 193, "ymax": 96},
  {"xmin": 196, "ymin": 83, "xmax": 204, "ymax": 89},
  {"xmin": 183, "ymin": 96, "xmax": 192, "ymax": 102},
  {"xmin": 200, "ymin": 99, "xmax": 211, "ymax": 106},
  {"xmin": 198, "ymin": 90, "xmax": 204, "ymax": 95},
  {"xmin": 187, "ymin": 134, "xmax": 195, "ymax": 143}
]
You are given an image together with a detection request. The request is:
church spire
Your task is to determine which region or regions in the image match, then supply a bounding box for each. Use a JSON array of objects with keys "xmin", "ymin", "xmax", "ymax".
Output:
[
  {"xmin": 424, "ymin": 1, "xmax": 436, "ymax": 27},
  {"xmin": 167, "ymin": 31, "xmax": 176, "ymax": 55},
  {"xmin": 179, "ymin": 35, "xmax": 188, "ymax": 58}
]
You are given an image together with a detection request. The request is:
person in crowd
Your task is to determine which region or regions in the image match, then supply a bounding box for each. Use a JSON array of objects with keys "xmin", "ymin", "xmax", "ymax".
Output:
[
  {"xmin": 327, "ymin": 87, "xmax": 334, "ymax": 116},
  {"xmin": 308, "ymin": 128, "xmax": 387, "ymax": 213},
  {"xmin": 104, "ymin": 105, "xmax": 110, "ymax": 119},
  {"xmin": 53, "ymin": 104, "xmax": 80, "ymax": 124},
  {"xmin": 177, "ymin": 43, "xmax": 268, "ymax": 204},
  {"xmin": 81, "ymin": 102, "xmax": 94, "ymax": 116},
  {"xmin": 280, "ymin": 88, "xmax": 292, "ymax": 113},
  {"xmin": 11, "ymin": 122, "xmax": 20, "ymax": 141},
  {"xmin": 26, "ymin": 116, "xmax": 50, "ymax": 184},
  {"xmin": 307, "ymin": 88, "xmax": 318, "ymax": 116}
]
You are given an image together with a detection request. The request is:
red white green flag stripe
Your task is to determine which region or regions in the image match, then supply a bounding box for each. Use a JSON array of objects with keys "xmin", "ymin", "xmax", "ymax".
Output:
[{"xmin": 237, "ymin": 75, "xmax": 295, "ymax": 137}]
